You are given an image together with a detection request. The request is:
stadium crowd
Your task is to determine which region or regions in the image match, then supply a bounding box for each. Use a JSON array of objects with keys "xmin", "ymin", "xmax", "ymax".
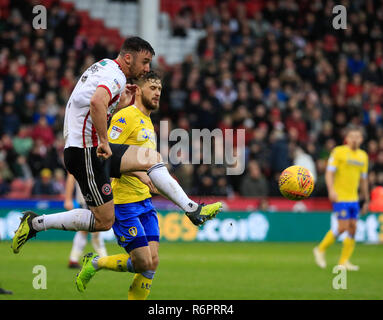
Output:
[{"xmin": 1, "ymin": 0, "xmax": 383, "ymax": 200}]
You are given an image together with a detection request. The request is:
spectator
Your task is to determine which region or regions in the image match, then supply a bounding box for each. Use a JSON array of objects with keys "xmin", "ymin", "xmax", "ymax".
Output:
[
  {"xmin": 240, "ymin": 160, "xmax": 269, "ymax": 197},
  {"xmin": 293, "ymin": 145, "xmax": 317, "ymax": 181},
  {"xmin": 13, "ymin": 155, "xmax": 33, "ymax": 180},
  {"xmin": 12, "ymin": 126, "xmax": 33, "ymax": 156},
  {"xmin": 30, "ymin": 117, "xmax": 55, "ymax": 147},
  {"xmin": 2, "ymin": 105, "xmax": 20, "ymax": 135},
  {"xmin": 32, "ymin": 168, "xmax": 58, "ymax": 196},
  {"xmin": 0, "ymin": 175, "xmax": 10, "ymax": 195},
  {"xmin": 52, "ymin": 168, "xmax": 66, "ymax": 195},
  {"xmin": 2, "ymin": 0, "xmax": 383, "ymax": 199}
]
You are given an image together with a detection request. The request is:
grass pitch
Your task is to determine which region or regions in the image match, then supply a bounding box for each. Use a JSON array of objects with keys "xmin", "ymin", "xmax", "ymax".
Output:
[{"xmin": 0, "ymin": 241, "xmax": 382, "ymax": 300}]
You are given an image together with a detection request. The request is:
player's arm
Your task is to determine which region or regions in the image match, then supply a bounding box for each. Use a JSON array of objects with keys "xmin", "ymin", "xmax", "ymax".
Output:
[
  {"xmin": 360, "ymin": 155, "xmax": 369, "ymax": 214},
  {"xmin": 326, "ymin": 150, "xmax": 338, "ymax": 202},
  {"xmin": 64, "ymin": 173, "xmax": 76, "ymax": 210},
  {"xmin": 126, "ymin": 171, "xmax": 159, "ymax": 194},
  {"xmin": 325, "ymin": 170, "xmax": 337, "ymax": 202},
  {"xmin": 359, "ymin": 176, "xmax": 369, "ymax": 214},
  {"xmin": 90, "ymin": 86, "xmax": 112, "ymax": 159},
  {"xmin": 114, "ymin": 84, "xmax": 138, "ymax": 114}
]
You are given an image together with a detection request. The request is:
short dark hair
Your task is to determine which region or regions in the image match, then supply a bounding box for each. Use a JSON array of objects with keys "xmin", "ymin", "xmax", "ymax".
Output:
[
  {"xmin": 120, "ymin": 36, "xmax": 155, "ymax": 56},
  {"xmin": 132, "ymin": 71, "xmax": 161, "ymax": 86}
]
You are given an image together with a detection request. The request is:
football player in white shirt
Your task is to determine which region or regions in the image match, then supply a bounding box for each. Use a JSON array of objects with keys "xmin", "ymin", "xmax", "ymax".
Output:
[
  {"xmin": 64, "ymin": 173, "xmax": 107, "ymax": 269},
  {"xmin": 12, "ymin": 37, "xmax": 222, "ymax": 255}
]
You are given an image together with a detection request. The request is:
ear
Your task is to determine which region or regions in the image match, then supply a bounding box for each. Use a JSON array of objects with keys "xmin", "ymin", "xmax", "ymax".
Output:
[
  {"xmin": 134, "ymin": 85, "xmax": 142, "ymax": 97},
  {"xmin": 124, "ymin": 53, "xmax": 133, "ymax": 66}
]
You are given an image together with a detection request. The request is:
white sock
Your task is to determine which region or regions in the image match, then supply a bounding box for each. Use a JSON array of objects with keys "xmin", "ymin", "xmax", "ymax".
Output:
[
  {"xmin": 91, "ymin": 233, "xmax": 107, "ymax": 257},
  {"xmin": 69, "ymin": 232, "xmax": 88, "ymax": 263},
  {"xmin": 32, "ymin": 209, "xmax": 95, "ymax": 232},
  {"xmin": 147, "ymin": 163, "xmax": 198, "ymax": 212}
]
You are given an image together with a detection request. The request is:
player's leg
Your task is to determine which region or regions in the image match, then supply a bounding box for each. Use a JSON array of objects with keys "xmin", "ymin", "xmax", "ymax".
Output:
[
  {"xmin": 128, "ymin": 206, "xmax": 159, "ymax": 300},
  {"xmin": 90, "ymin": 232, "xmax": 107, "ymax": 257},
  {"xmin": 12, "ymin": 147, "xmax": 115, "ymax": 254},
  {"xmin": 68, "ymin": 231, "xmax": 88, "ymax": 268},
  {"xmin": 76, "ymin": 202, "xmax": 159, "ymax": 296},
  {"xmin": 128, "ymin": 241, "xmax": 159, "ymax": 300},
  {"xmin": 114, "ymin": 144, "xmax": 222, "ymax": 225},
  {"xmin": 339, "ymin": 216, "xmax": 359, "ymax": 270},
  {"xmin": 314, "ymin": 203, "xmax": 347, "ymax": 268},
  {"xmin": 75, "ymin": 204, "xmax": 144, "ymax": 292}
]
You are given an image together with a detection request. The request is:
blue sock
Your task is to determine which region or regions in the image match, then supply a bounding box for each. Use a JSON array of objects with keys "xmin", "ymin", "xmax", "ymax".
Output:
[
  {"xmin": 127, "ymin": 257, "xmax": 135, "ymax": 273},
  {"xmin": 141, "ymin": 270, "xmax": 156, "ymax": 279}
]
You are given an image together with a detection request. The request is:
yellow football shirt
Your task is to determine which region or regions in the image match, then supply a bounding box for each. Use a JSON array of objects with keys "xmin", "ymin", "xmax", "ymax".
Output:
[
  {"xmin": 327, "ymin": 145, "xmax": 368, "ymax": 202},
  {"xmin": 107, "ymin": 105, "xmax": 156, "ymax": 204}
]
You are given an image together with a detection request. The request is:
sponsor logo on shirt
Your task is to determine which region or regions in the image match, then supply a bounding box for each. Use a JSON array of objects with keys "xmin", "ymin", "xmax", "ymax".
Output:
[
  {"xmin": 114, "ymin": 79, "xmax": 121, "ymax": 89},
  {"xmin": 117, "ymin": 117, "xmax": 126, "ymax": 124},
  {"xmin": 109, "ymin": 125, "xmax": 123, "ymax": 139}
]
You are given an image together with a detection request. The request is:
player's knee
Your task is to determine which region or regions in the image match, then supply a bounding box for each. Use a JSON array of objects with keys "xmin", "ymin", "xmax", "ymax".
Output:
[
  {"xmin": 338, "ymin": 224, "xmax": 347, "ymax": 234},
  {"xmin": 348, "ymin": 226, "xmax": 356, "ymax": 236},
  {"xmin": 103, "ymin": 218, "xmax": 115, "ymax": 230},
  {"xmin": 95, "ymin": 216, "xmax": 115, "ymax": 231},
  {"xmin": 144, "ymin": 150, "xmax": 163, "ymax": 170}
]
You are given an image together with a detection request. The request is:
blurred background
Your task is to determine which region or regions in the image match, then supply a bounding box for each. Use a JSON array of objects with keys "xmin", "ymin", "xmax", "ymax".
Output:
[{"xmin": 0, "ymin": 0, "xmax": 383, "ymax": 242}]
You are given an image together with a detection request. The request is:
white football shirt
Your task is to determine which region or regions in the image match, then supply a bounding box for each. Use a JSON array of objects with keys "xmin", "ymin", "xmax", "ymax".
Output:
[{"xmin": 63, "ymin": 58, "xmax": 126, "ymax": 148}]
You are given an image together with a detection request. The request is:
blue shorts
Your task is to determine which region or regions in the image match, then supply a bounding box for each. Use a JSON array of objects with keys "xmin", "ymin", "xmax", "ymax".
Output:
[
  {"xmin": 112, "ymin": 198, "xmax": 159, "ymax": 253},
  {"xmin": 333, "ymin": 202, "xmax": 360, "ymax": 220}
]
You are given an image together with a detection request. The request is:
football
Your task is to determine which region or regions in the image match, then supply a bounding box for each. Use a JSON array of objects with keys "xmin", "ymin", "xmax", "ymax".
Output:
[{"xmin": 278, "ymin": 165, "xmax": 315, "ymax": 201}]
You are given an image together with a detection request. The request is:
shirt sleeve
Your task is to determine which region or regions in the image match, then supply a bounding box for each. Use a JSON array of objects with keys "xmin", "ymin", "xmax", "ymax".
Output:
[
  {"xmin": 107, "ymin": 110, "xmax": 135, "ymax": 144},
  {"xmin": 97, "ymin": 76, "xmax": 123, "ymax": 101},
  {"xmin": 327, "ymin": 148, "xmax": 339, "ymax": 172},
  {"xmin": 361, "ymin": 152, "xmax": 369, "ymax": 178}
]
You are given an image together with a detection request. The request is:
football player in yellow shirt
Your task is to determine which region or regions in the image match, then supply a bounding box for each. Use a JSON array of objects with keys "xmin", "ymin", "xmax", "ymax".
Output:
[
  {"xmin": 75, "ymin": 71, "xmax": 221, "ymax": 299},
  {"xmin": 314, "ymin": 125, "xmax": 369, "ymax": 271}
]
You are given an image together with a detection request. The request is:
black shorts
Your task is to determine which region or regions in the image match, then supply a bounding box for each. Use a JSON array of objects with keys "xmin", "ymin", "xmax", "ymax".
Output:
[{"xmin": 64, "ymin": 143, "xmax": 129, "ymax": 207}]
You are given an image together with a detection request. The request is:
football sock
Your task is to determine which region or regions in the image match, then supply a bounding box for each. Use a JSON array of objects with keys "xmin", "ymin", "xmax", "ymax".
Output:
[
  {"xmin": 91, "ymin": 233, "xmax": 107, "ymax": 257},
  {"xmin": 94, "ymin": 254, "xmax": 131, "ymax": 272},
  {"xmin": 128, "ymin": 272, "xmax": 155, "ymax": 300},
  {"xmin": 32, "ymin": 209, "xmax": 95, "ymax": 232},
  {"xmin": 69, "ymin": 232, "xmax": 88, "ymax": 263},
  {"xmin": 339, "ymin": 236, "xmax": 356, "ymax": 265},
  {"xmin": 147, "ymin": 162, "xmax": 198, "ymax": 212},
  {"xmin": 318, "ymin": 229, "xmax": 337, "ymax": 252}
]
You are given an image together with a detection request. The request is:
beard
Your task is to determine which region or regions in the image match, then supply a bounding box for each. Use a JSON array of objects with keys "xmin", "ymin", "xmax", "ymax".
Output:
[{"xmin": 141, "ymin": 94, "xmax": 159, "ymax": 111}]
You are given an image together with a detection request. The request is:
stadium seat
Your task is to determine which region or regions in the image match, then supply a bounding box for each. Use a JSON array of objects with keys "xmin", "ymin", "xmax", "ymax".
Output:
[{"xmin": 75, "ymin": 0, "xmax": 92, "ymax": 10}]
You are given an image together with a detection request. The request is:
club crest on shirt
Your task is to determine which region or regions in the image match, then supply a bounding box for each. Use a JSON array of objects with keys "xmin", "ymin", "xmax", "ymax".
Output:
[
  {"xmin": 102, "ymin": 183, "xmax": 112, "ymax": 195},
  {"xmin": 109, "ymin": 125, "xmax": 123, "ymax": 140},
  {"xmin": 339, "ymin": 210, "xmax": 347, "ymax": 218},
  {"xmin": 128, "ymin": 227, "xmax": 138, "ymax": 237}
]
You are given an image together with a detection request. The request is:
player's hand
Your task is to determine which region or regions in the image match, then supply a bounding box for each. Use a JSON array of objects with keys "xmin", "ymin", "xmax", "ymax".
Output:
[
  {"xmin": 64, "ymin": 199, "xmax": 73, "ymax": 210},
  {"xmin": 138, "ymin": 174, "xmax": 159, "ymax": 194},
  {"xmin": 328, "ymin": 189, "xmax": 338, "ymax": 203},
  {"xmin": 125, "ymin": 84, "xmax": 137, "ymax": 105},
  {"xmin": 96, "ymin": 142, "xmax": 112, "ymax": 160}
]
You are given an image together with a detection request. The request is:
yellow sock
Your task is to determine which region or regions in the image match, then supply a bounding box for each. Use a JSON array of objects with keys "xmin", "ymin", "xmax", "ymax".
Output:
[
  {"xmin": 339, "ymin": 237, "xmax": 355, "ymax": 265},
  {"xmin": 97, "ymin": 254, "xmax": 130, "ymax": 272},
  {"xmin": 318, "ymin": 230, "xmax": 336, "ymax": 252},
  {"xmin": 128, "ymin": 274, "xmax": 153, "ymax": 300}
]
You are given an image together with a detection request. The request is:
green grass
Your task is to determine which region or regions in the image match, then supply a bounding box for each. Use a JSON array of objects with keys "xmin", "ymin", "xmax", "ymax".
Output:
[{"xmin": 0, "ymin": 241, "xmax": 382, "ymax": 300}]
